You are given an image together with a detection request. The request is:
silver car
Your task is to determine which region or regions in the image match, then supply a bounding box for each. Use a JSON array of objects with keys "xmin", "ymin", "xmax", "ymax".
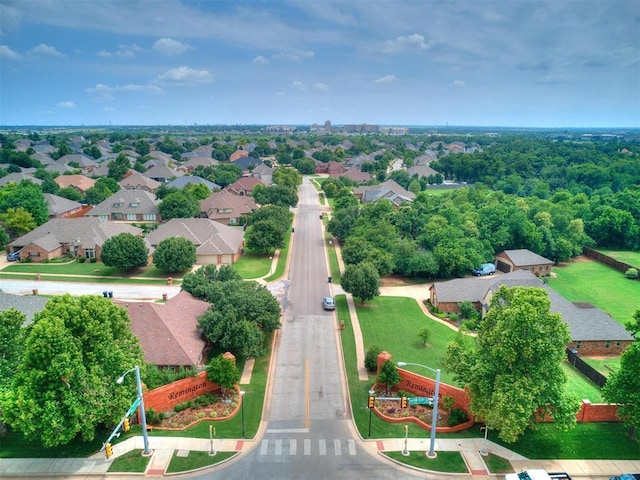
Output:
[{"xmin": 322, "ymin": 296, "xmax": 335, "ymax": 311}]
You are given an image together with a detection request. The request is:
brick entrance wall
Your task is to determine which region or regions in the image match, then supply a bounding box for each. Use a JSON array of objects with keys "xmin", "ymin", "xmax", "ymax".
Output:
[{"xmin": 144, "ymin": 371, "xmax": 219, "ymax": 413}]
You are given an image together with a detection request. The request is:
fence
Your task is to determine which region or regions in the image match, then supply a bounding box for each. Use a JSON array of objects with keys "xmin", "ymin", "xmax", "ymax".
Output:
[
  {"xmin": 583, "ymin": 247, "xmax": 638, "ymax": 278},
  {"xmin": 566, "ymin": 348, "xmax": 607, "ymax": 388}
]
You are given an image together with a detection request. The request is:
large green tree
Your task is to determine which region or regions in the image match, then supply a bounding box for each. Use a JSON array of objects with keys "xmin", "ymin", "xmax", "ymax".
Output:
[
  {"xmin": 3, "ymin": 295, "xmax": 143, "ymax": 447},
  {"xmin": 445, "ymin": 286, "xmax": 579, "ymax": 443},
  {"xmin": 152, "ymin": 237, "xmax": 197, "ymax": 272},
  {"xmin": 0, "ymin": 308, "xmax": 25, "ymax": 391},
  {"xmin": 603, "ymin": 341, "xmax": 640, "ymax": 439},
  {"xmin": 101, "ymin": 233, "xmax": 149, "ymax": 270},
  {"xmin": 245, "ymin": 220, "xmax": 286, "ymax": 254},
  {"xmin": 158, "ymin": 191, "xmax": 200, "ymax": 219},
  {"xmin": 206, "ymin": 354, "xmax": 240, "ymax": 393},
  {"xmin": 0, "ymin": 180, "xmax": 48, "ymax": 226},
  {"xmin": 341, "ymin": 262, "xmax": 380, "ymax": 304},
  {"xmin": 107, "ymin": 153, "xmax": 131, "ymax": 181}
]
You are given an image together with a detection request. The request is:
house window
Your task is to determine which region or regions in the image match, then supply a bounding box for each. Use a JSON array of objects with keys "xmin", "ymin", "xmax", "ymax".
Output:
[
  {"xmin": 127, "ymin": 214, "xmax": 137, "ymax": 221},
  {"xmin": 113, "ymin": 202, "xmax": 122, "ymax": 208},
  {"xmin": 29, "ymin": 251, "xmax": 40, "ymax": 258},
  {"xmin": 575, "ymin": 341, "xmax": 581, "ymax": 349},
  {"xmin": 112, "ymin": 212, "xmax": 124, "ymax": 220},
  {"xmin": 84, "ymin": 249, "xmax": 95, "ymax": 259},
  {"xmin": 129, "ymin": 202, "xmax": 139, "ymax": 208},
  {"xmin": 143, "ymin": 213, "xmax": 156, "ymax": 221},
  {"xmin": 605, "ymin": 341, "xmax": 611, "ymax": 349},
  {"xmin": 616, "ymin": 341, "xmax": 621, "ymax": 346}
]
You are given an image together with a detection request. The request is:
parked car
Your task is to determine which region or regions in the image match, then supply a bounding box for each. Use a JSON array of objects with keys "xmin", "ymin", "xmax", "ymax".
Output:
[
  {"xmin": 610, "ymin": 475, "xmax": 640, "ymax": 480},
  {"xmin": 473, "ymin": 262, "xmax": 496, "ymax": 276},
  {"xmin": 322, "ymin": 296, "xmax": 335, "ymax": 311},
  {"xmin": 6, "ymin": 250, "xmax": 21, "ymax": 262}
]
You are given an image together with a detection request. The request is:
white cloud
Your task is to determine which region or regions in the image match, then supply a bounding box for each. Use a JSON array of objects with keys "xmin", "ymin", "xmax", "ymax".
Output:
[
  {"xmin": 381, "ymin": 34, "xmax": 434, "ymax": 53},
  {"xmin": 155, "ymin": 66, "xmax": 213, "ymax": 86},
  {"xmin": 374, "ymin": 74, "xmax": 397, "ymax": 84},
  {"xmin": 0, "ymin": 45, "xmax": 21, "ymax": 60},
  {"xmin": 252, "ymin": 55, "xmax": 269, "ymax": 65},
  {"xmin": 291, "ymin": 81, "xmax": 304, "ymax": 89},
  {"xmin": 96, "ymin": 50, "xmax": 112, "ymax": 58},
  {"xmin": 450, "ymin": 80, "xmax": 466, "ymax": 87},
  {"xmin": 276, "ymin": 91, "xmax": 285, "ymax": 96},
  {"xmin": 313, "ymin": 82, "xmax": 328, "ymax": 91},
  {"xmin": 115, "ymin": 43, "xmax": 143, "ymax": 58},
  {"xmin": 274, "ymin": 50, "xmax": 314, "ymax": 62},
  {"xmin": 153, "ymin": 38, "xmax": 192, "ymax": 56},
  {"xmin": 28, "ymin": 43, "xmax": 65, "ymax": 58},
  {"xmin": 103, "ymin": 107, "xmax": 116, "ymax": 112},
  {"xmin": 57, "ymin": 101, "xmax": 76, "ymax": 108},
  {"xmin": 85, "ymin": 83, "xmax": 164, "ymax": 100}
]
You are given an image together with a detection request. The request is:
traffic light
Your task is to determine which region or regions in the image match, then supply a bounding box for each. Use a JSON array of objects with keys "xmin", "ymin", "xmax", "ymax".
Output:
[
  {"xmin": 105, "ymin": 442, "xmax": 113, "ymax": 458},
  {"xmin": 401, "ymin": 396, "xmax": 408, "ymax": 408},
  {"xmin": 368, "ymin": 395, "xmax": 375, "ymax": 409},
  {"xmin": 123, "ymin": 417, "xmax": 130, "ymax": 432}
]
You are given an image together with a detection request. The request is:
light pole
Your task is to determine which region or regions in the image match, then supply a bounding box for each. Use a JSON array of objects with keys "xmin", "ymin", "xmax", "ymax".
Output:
[
  {"xmin": 397, "ymin": 361, "xmax": 440, "ymax": 458},
  {"xmin": 117, "ymin": 365, "xmax": 151, "ymax": 456},
  {"xmin": 239, "ymin": 390, "xmax": 245, "ymax": 438},
  {"xmin": 368, "ymin": 389, "xmax": 375, "ymax": 438}
]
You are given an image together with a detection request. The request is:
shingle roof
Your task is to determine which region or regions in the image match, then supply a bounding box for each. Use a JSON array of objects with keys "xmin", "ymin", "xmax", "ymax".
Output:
[
  {"xmin": 118, "ymin": 171, "xmax": 162, "ymax": 191},
  {"xmin": 44, "ymin": 193, "xmax": 83, "ymax": 216},
  {"xmin": 166, "ymin": 175, "xmax": 220, "ymax": 190},
  {"xmin": 0, "ymin": 290, "xmax": 50, "ymax": 327},
  {"xmin": 200, "ymin": 190, "xmax": 258, "ymax": 220},
  {"xmin": 145, "ymin": 218, "xmax": 244, "ymax": 255},
  {"xmin": 501, "ymin": 249, "xmax": 554, "ymax": 267},
  {"xmin": 87, "ymin": 190, "xmax": 159, "ymax": 216},
  {"xmin": 114, "ymin": 291, "xmax": 210, "ymax": 366},
  {"xmin": 54, "ymin": 174, "xmax": 96, "ymax": 192}
]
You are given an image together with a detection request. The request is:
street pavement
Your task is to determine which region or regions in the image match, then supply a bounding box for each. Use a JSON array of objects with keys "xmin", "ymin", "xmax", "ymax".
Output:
[{"xmin": 0, "ymin": 253, "xmax": 638, "ymax": 478}]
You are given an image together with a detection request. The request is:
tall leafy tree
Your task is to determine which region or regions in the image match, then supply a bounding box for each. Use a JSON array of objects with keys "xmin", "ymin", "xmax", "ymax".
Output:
[
  {"xmin": 107, "ymin": 153, "xmax": 131, "ymax": 181},
  {"xmin": 377, "ymin": 360, "xmax": 401, "ymax": 396},
  {"xmin": 206, "ymin": 354, "xmax": 240, "ymax": 393},
  {"xmin": 245, "ymin": 220, "xmax": 286, "ymax": 254},
  {"xmin": 0, "ymin": 308, "xmax": 25, "ymax": 391},
  {"xmin": 603, "ymin": 341, "xmax": 640, "ymax": 439},
  {"xmin": 446, "ymin": 286, "xmax": 579, "ymax": 443},
  {"xmin": 152, "ymin": 237, "xmax": 197, "ymax": 272},
  {"xmin": 101, "ymin": 233, "xmax": 149, "ymax": 270},
  {"xmin": 3, "ymin": 295, "xmax": 143, "ymax": 447},
  {"xmin": 0, "ymin": 180, "xmax": 48, "ymax": 226},
  {"xmin": 341, "ymin": 262, "xmax": 380, "ymax": 304},
  {"xmin": 0, "ymin": 207, "xmax": 37, "ymax": 237},
  {"xmin": 158, "ymin": 191, "xmax": 200, "ymax": 219}
]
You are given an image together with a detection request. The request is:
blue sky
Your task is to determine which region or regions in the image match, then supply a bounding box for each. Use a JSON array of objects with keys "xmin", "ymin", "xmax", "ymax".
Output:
[{"xmin": 1, "ymin": 0, "xmax": 638, "ymax": 128}]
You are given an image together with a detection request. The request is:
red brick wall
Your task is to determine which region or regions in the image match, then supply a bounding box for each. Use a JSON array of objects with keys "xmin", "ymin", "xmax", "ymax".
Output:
[
  {"xmin": 568, "ymin": 340, "xmax": 632, "ymax": 357},
  {"xmin": 144, "ymin": 371, "xmax": 219, "ymax": 413},
  {"xmin": 576, "ymin": 401, "xmax": 621, "ymax": 423}
]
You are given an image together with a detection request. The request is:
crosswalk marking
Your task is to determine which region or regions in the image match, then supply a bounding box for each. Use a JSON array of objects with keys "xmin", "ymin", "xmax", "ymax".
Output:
[
  {"xmin": 258, "ymin": 438, "xmax": 357, "ymax": 457},
  {"xmin": 290, "ymin": 439, "xmax": 297, "ymax": 456}
]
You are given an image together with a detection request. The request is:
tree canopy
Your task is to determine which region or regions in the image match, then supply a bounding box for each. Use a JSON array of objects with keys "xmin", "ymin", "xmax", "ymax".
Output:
[
  {"xmin": 445, "ymin": 286, "xmax": 579, "ymax": 443},
  {"xmin": 2, "ymin": 295, "xmax": 143, "ymax": 447},
  {"xmin": 340, "ymin": 262, "xmax": 380, "ymax": 304},
  {"xmin": 101, "ymin": 233, "xmax": 149, "ymax": 270},
  {"xmin": 152, "ymin": 236, "xmax": 197, "ymax": 272},
  {"xmin": 158, "ymin": 191, "xmax": 200, "ymax": 219}
]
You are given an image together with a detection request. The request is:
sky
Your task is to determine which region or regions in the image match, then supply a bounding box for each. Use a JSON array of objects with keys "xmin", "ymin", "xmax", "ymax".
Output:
[{"xmin": 0, "ymin": 0, "xmax": 639, "ymax": 128}]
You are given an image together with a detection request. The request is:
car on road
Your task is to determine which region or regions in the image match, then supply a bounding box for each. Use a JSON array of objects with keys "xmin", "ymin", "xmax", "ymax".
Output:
[
  {"xmin": 6, "ymin": 250, "xmax": 21, "ymax": 262},
  {"xmin": 322, "ymin": 296, "xmax": 335, "ymax": 311},
  {"xmin": 609, "ymin": 475, "xmax": 640, "ymax": 480}
]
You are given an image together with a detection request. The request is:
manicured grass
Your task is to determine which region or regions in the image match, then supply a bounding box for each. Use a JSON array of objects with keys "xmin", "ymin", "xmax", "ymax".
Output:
[
  {"xmin": 548, "ymin": 259, "xmax": 640, "ymax": 325},
  {"xmin": 489, "ymin": 422, "xmax": 640, "ymax": 460},
  {"xmin": 561, "ymin": 363, "xmax": 603, "ymax": 402},
  {"xmin": 326, "ymin": 235, "xmax": 341, "ymax": 284},
  {"xmin": 232, "ymin": 253, "xmax": 272, "ymax": 279},
  {"xmin": 581, "ymin": 357, "xmax": 620, "ymax": 376},
  {"xmin": 3, "ymin": 260, "xmax": 171, "ymax": 279},
  {"xmin": 384, "ymin": 450, "xmax": 467, "ymax": 472},
  {"xmin": 484, "ymin": 453, "xmax": 514, "ymax": 474},
  {"xmin": 598, "ymin": 249, "xmax": 640, "ymax": 267},
  {"xmin": 263, "ymin": 231, "xmax": 291, "ymax": 282},
  {"xmin": 355, "ymin": 296, "xmax": 462, "ymax": 386},
  {"xmin": 108, "ymin": 449, "xmax": 150, "ymax": 473},
  {"xmin": 165, "ymin": 450, "xmax": 236, "ymax": 473},
  {"xmin": 0, "ymin": 426, "xmax": 111, "ymax": 458}
]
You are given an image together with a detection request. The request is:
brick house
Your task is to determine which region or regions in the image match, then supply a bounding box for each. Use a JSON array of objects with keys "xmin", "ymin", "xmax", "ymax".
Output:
[{"xmin": 495, "ymin": 249, "xmax": 554, "ymax": 276}]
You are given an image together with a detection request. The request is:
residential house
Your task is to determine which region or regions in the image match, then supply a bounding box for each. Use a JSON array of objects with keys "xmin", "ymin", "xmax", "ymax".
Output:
[
  {"xmin": 315, "ymin": 160, "xmax": 346, "ymax": 175},
  {"xmin": 146, "ymin": 218, "xmax": 244, "ymax": 266},
  {"xmin": 229, "ymin": 149, "xmax": 248, "ymax": 161},
  {"xmin": 8, "ymin": 217, "xmax": 143, "ymax": 262},
  {"xmin": 54, "ymin": 174, "xmax": 96, "ymax": 194},
  {"xmin": 0, "ymin": 291, "xmax": 49, "ymax": 327},
  {"xmin": 406, "ymin": 164, "xmax": 440, "ymax": 179},
  {"xmin": 179, "ymin": 156, "xmax": 218, "ymax": 172},
  {"xmin": 353, "ymin": 179, "xmax": 415, "ymax": 206},
  {"xmin": 226, "ymin": 176, "xmax": 266, "ymax": 196},
  {"xmin": 85, "ymin": 189, "xmax": 160, "ymax": 223},
  {"xmin": 231, "ymin": 156, "xmax": 263, "ymax": 174},
  {"xmin": 251, "ymin": 163, "xmax": 274, "ymax": 184},
  {"xmin": 118, "ymin": 170, "xmax": 161, "ymax": 192},
  {"xmin": 166, "ymin": 176, "xmax": 220, "ymax": 191},
  {"xmin": 143, "ymin": 164, "xmax": 182, "ymax": 183},
  {"xmin": 429, "ymin": 270, "xmax": 633, "ymax": 356},
  {"xmin": 200, "ymin": 189, "xmax": 258, "ymax": 226},
  {"xmin": 56, "ymin": 153, "xmax": 99, "ymax": 174},
  {"xmin": 114, "ymin": 291, "xmax": 210, "ymax": 368},
  {"xmin": 495, "ymin": 249, "xmax": 554, "ymax": 276},
  {"xmin": 0, "ymin": 172, "xmax": 42, "ymax": 187},
  {"xmin": 331, "ymin": 168, "xmax": 371, "ymax": 184},
  {"xmin": 43, "ymin": 193, "xmax": 86, "ymax": 218}
]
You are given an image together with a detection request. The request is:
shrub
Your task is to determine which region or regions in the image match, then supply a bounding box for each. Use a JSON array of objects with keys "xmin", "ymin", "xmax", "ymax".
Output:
[
  {"xmin": 364, "ymin": 344, "xmax": 383, "ymax": 372},
  {"xmin": 146, "ymin": 408, "xmax": 162, "ymax": 425},
  {"xmin": 625, "ymin": 267, "xmax": 638, "ymax": 279},
  {"xmin": 448, "ymin": 407, "xmax": 468, "ymax": 427},
  {"xmin": 90, "ymin": 257, "xmax": 97, "ymax": 263},
  {"xmin": 448, "ymin": 313, "xmax": 459, "ymax": 322},
  {"xmin": 175, "ymin": 400, "xmax": 194, "ymax": 412},
  {"xmin": 78, "ymin": 257, "xmax": 86, "ymax": 263}
]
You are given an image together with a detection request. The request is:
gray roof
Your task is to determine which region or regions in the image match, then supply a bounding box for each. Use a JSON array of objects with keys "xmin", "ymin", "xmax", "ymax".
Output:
[
  {"xmin": 501, "ymin": 249, "xmax": 554, "ymax": 267},
  {"xmin": 9, "ymin": 218, "xmax": 143, "ymax": 251},
  {"xmin": 0, "ymin": 172, "xmax": 42, "ymax": 187},
  {"xmin": 166, "ymin": 175, "xmax": 220, "ymax": 190},
  {"xmin": 355, "ymin": 179, "xmax": 415, "ymax": 205},
  {"xmin": 0, "ymin": 290, "xmax": 50, "ymax": 327},
  {"xmin": 118, "ymin": 171, "xmax": 161, "ymax": 191},
  {"xmin": 432, "ymin": 270, "xmax": 633, "ymax": 342},
  {"xmin": 145, "ymin": 218, "xmax": 244, "ymax": 255},
  {"xmin": 87, "ymin": 190, "xmax": 159, "ymax": 217}
]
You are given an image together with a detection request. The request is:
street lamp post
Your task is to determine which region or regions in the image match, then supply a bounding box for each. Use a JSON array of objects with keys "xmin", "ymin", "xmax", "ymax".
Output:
[
  {"xmin": 368, "ymin": 389, "xmax": 375, "ymax": 438},
  {"xmin": 397, "ymin": 361, "xmax": 441, "ymax": 458},
  {"xmin": 239, "ymin": 390, "xmax": 245, "ymax": 438},
  {"xmin": 117, "ymin": 365, "xmax": 151, "ymax": 456}
]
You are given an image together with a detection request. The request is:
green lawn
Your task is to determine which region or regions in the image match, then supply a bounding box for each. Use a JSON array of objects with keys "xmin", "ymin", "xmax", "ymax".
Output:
[
  {"xmin": 561, "ymin": 363, "xmax": 603, "ymax": 402},
  {"xmin": 108, "ymin": 449, "xmax": 150, "ymax": 472},
  {"xmin": 548, "ymin": 259, "xmax": 640, "ymax": 325},
  {"xmin": 263, "ymin": 230, "xmax": 291, "ymax": 282},
  {"xmin": 3, "ymin": 259, "xmax": 172, "ymax": 279},
  {"xmin": 231, "ymin": 253, "xmax": 272, "ymax": 279},
  {"xmin": 165, "ymin": 450, "xmax": 236, "ymax": 473},
  {"xmin": 598, "ymin": 249, "xmax": 640, "ymax": 267},
  {"xmin": 581, "ymin": 357, "xmax": 620, "ymax": 376},
  {"xmin": 384, "ymin": 450, "xmax": 467, "ymax": 472}
]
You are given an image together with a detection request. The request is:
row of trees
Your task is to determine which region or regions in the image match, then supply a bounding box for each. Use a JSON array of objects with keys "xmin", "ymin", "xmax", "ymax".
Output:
[{"xmin": 327, "ymin": 184, "xmax": 640, "ymax": 279}]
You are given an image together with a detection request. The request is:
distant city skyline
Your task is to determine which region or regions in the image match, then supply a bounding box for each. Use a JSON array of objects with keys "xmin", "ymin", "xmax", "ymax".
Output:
[{"xmin": 1, "ymin": 0, "xmax": 639, "ymax": 128}]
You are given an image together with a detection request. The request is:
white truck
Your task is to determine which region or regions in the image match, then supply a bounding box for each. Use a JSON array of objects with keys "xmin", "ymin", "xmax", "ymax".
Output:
[{"xmin": 505, "ymin": 470, "xmax": 573, "ymax": 480}]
